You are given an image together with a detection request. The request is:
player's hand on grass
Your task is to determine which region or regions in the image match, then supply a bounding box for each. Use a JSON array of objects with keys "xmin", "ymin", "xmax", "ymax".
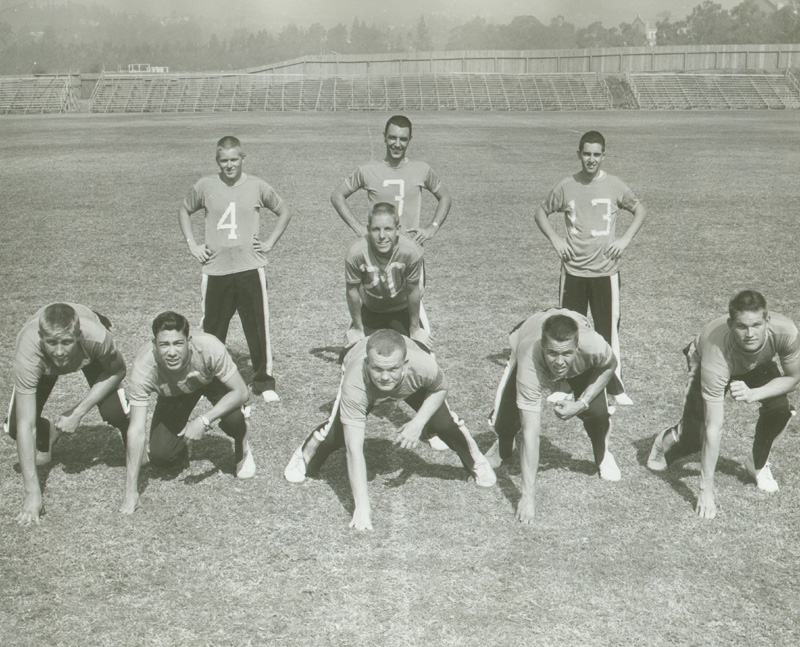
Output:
[
  {"xmin": 553, "ymin": 399, "xmax": 584, "ymax": 421},
  {"xmin": 604, "ymin": 238, "xmax": 630, "ymax": 261},
  {"xmin": 178, "ymin": 417, "xmax": 206, "ymax": 442},
  {"xmin": 189, "ymin": 242, "xmax": 213, "ymax": 264},
  {"xmin": 695, "ymin": 487, "xmax": 716, "ymax": 519},
  {"xmin": 119, "ymin": 492, "xmax": 139, "ymax": 515},
  {"xmin": 394, "ymin": 420, "xmax": 424, "ymax": 450},
  {"xmin": 349, "ymin": 507, "xmax": 373, "ymax": 531},
  {"xmin": 345, "ymin": 326, "xmax": 366, "ymax": 347},
  {"xmin": 17, "ymin": 493, "xmax": 43, "ymax": 526},
  {"xmin": 515, "ymin": 496, "xmax": 536, "ymax": 525},
  {"xmin": 551, "ymin": 237, "xmax": 574, "ymax": 262},
  {"xmin": 729, "ymin": 380, "xmax": 755, "ymax": 404}
]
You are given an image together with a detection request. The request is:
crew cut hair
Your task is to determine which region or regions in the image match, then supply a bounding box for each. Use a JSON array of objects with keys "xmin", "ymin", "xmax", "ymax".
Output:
[
  {"xmin": 366, "ymin": 329, "xmax": 407, "ymax": 360},
  {"xmin": 39, "ymin": 303, "xmax": 80, "ymax": 336},
  {"xmin": 729, "ymin": 290, "xmax": 767, "ymax": 319},
  {"xmin": 216, "ymin": 135, "xmax": 243, "ymax": 152},
  {"xmin": 542, "ymin": 314, "xmax": 579, "ymax": 343},
  {"xmin": 368, "ymin": 202, "xmax": 400, "ymax": 227}
]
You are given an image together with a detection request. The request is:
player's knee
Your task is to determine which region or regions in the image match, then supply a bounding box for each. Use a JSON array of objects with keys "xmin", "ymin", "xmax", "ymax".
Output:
[
  {"xmin": 218, "ymin": 412, "xmax": 246, "ymax": 441},
  {"xmin": 148, "ymin": 429, "xmax": 188, "ymax": 467}
]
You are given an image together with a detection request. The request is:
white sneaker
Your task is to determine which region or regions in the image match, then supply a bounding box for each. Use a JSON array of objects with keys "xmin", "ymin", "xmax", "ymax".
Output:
[
  {"xmin": 484, "ymin": 439, "xmax": 502, "ymax": 469},
  {"xmin": 35, "ymin": 420, "xmax": 59, "ymax": 466},
  {"xmin": 647, "ymin": 427, "xmax": 674, "ymax": 472},
  {"xmin": 598, "ymin": 451, "xmax": 621, "ymax": 481},
  {"xmin": 261, "ymin": 390, "xmax": 280, "ymax": 403},
  {"xmin": 614, "ymin": 393, "xmax": 634, "ymax": 406},
  {"xmin": 236, "ymin": 441, "xmax": 256, "ymax": 479},
  {"xmin": 745, "ymin": 453, "xmax": 779, "ymax": 493},
  {"xmin": 427, "ymin": 436, "xmax": 449, "ymax": 451},
  {"xmin": 472, "ymin": 458, "xmax": 497, "ymax": 487},
  {"xmin": 284, "ymin": 446, "xmax": 307, "ymax": 483}
]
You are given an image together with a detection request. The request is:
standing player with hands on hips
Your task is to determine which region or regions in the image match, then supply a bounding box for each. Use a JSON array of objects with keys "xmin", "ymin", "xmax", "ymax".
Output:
[
  {"xmin": 534, "ymin": 131, "xmax": 646, "ymax": 407},
  {"xmin": 179, "ymin": 136, "xmax": 291, "ymax": 403}
]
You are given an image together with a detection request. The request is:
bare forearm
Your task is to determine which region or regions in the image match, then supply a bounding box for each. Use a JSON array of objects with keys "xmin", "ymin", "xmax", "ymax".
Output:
[
  {"xmin": 431, "ymin": 190, "xmax": 451, "ymax": 229},
  {"xmin": 347, "ymin": 286, "xmax": 363, "ymax": 329},
  {"xmin": 577, "ymin": 364, "xmax": 617, "ymax": 407},
  {"xmin": 534, "ymin": 207, "xmax": 560, "ymax": 243},
  {"xmin": 178, "ymin": 207, "xmax": 198, "ymax": 246},
  {"xmin": 618, "ymin": 203, "xmax": 647, "ymax": 245},
  {"xmin": 17, "ymin": 424, "xmax": 40, "ymax": 497},
  {"xmin": 262, "ymin": 204, "xmax": 292, "ymax": 249},
  {"xmin": 410, "ymin": 389, "xmax": 447, "ymax": 429},
  {"xmin": 406, "ymin": 284, "xmax": 422, "ymax": 332},
  {"xmin": 72, "ymin": 368, "xmax": 125, "ymax": 419},
  {"xmin": 749, "ymin": 376, "xmax": 800, "ymax": 402},
  {"xmin": 332, "ymin": 190, "xmax": 364, "ymax": 235},
  {"xmin": 519, "ymin": 415, "xmax": 541, "ymax": 500}
]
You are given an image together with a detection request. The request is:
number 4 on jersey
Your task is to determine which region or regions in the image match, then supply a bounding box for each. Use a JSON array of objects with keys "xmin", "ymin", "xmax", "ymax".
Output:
[{"xmin": 217, "ymin": 202, "xmax": 238, "ymax": 240}]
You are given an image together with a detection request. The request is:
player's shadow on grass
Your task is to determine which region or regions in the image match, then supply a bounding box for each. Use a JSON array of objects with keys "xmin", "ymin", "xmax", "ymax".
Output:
[
  {"xmin": 486, "ymin": 349, "xmax": 510, "ymax": 367},
  {"xmin": 310, "ymin": 346, "xmax": 346, "ymax": 365},
  {"xmin": 492, "ymin": 436, "xmax": 598, "ymax": 511},
  {"xmin": 309, "ymin": 438, "xmax": 474, "ymax": 515},
  {"xmin": 146, "ymin": 434, "xmax": 239, "ymax": 486},
  {"xmin": 632, "ymin": 434, "xmax": 751, "ymax": 508}
]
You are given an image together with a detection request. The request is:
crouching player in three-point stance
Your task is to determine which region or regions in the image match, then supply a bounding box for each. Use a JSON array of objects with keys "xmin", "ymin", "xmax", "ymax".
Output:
[
  {"xmin": 284, "ymin": 329, "xmax": 496, "ymax": 531},
  {"xmin": 485, "ymin": 309, "xmax": 621, "ymax": 525},
  {"xmin": 120, "ymin": 311, "xmax": 254, "ymax": 514},
  {"xmin": 648, "ymin": 290, "xmax": 799, "ymax": 519},
  {"xmin": 5, "ymin": 303, "xmax": 129, "ymax": 525}
]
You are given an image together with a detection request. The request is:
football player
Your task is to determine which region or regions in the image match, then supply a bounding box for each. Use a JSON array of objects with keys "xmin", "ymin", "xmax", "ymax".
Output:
[
  {"xmin": 485, "ymin": 310, "xmax": 621, "ymax": 525},
  {"xmin": 331, "ymin": 114, "xmax": 451, "ymax": 245},
  {"xmin": 283, "ymin": 329, "xmax": 496, "ymax": 531},
  {"xmin": 344, "ymin": 202, "xmax": 429, "ymax": 350},
  {"xmin": 120, "ymin": 311, "xmax": 253, "ymax": 515},
  {"xmin": 647, "ymin": 290, "xmax": 800, "ymax": 519},
  {"xmin": 179, "ymin": 135, "xmax": 291, "ymax": 403},
  {"xmin": 5, "ymin": 303, "xmax": 129, "ymax": 525},
  {"xmin": 534, "ymin": 131, "xmax": 646, "ymax": 407}
]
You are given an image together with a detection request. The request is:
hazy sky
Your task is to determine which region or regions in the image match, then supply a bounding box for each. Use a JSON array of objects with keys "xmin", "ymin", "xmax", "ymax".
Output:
[{"xmin": 103, "ymin": 0, "xmax": 742, "ymax": 29}]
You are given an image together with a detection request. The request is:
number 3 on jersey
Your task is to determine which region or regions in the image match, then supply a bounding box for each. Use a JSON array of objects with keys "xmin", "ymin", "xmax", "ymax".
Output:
[
  {"xmin": 383, "ymin": 179, "xmax": 405, "ymax": 218},
  {"xmin": 217, "ymin": 202, "xmax": 238, "ymax": 240}
]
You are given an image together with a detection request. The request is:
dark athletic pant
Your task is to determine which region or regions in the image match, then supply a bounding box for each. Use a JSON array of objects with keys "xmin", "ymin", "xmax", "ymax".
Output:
[
  {"xmin": 300, "ymin": 385, "xmax": 484, "ymax": 478},
  {"xmin": 5, "ymin": 359, "xmax": 129, "ymax": 451},
  {"xmin": 148, "ymin": 378, "xmax": 247, "ymax": 467},
  {"xmin": 202, "ymin": 268, "xmax": 275, "ymax": 391},
  {"xmin": 560, "ymin": 269, "xmax": 624, "ymax": 394},
  {"xmin": 489, "ymin": 362, "xmax": 611, "ymax": 466},
  {"xmin": 664, "ymin": 359, "xmax": 793, "ymax": 470},
  {"xmin": 338, "ymin": 306, "xmax": 432, "ymax": 363}
]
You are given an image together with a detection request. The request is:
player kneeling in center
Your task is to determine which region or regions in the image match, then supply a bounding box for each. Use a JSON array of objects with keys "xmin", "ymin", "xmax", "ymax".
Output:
[
  {"xmin": 486, "ymin": 310, "xmax": 621, "ymax": 525},
  {"xmin": 120, "ymin": 311, "xmax": 254, "ymax": 514},
  {"xmin": 284, "ymin": 329, "xmax": 496, "ymax": 531}
]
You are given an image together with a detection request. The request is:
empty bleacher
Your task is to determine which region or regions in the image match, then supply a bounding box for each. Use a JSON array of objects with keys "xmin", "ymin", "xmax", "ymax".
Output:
[
  {"xmin": 626, "ymin": 73, "xmax": 800, "ymax": 109},
  {"xmin": 0, "ymin": 76, "xmax": 79, "ymax": 114},
  {"xmin": 89, "ymin": 72, "xmax": 613, "ymax": 113}
]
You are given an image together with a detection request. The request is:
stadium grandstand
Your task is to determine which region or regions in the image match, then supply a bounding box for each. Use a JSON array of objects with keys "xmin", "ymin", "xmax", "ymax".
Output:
[{"xmin": 0, "ymin": 75, "xmax": 79, "ymax": 114}]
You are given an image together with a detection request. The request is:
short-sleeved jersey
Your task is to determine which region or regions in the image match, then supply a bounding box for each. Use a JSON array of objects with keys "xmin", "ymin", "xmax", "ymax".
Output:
[
  {"xmin": 541, "ymin": 171, "xmax": 639, "ymax": 278},
  {"xmin": 345, "ymin": 235, "xmax": 423, "ymax": 313},
  {"xmin": 127, "ymin": 332, "xmax": 238, "ymax": 405},
  {"xmin": 14, "ymin": 304, "xmax": 121, "ymax": 395},
  {"xmin": 338, "ymin": 336, "xmax": 447, "ymax": 430},
  {"xmin": 691, "ymin": 313, "xmax": 800, "ymax": 403},
  {"xmin": 345, "ymin": 159, "xmax": 442, "ymax": 233},
  {"xmin": 512, "ymin": 309, "xmax": 615, "ymax": 412},
  {"xmin": 183, "ymin": 173, "xmax": 284, "ymax": 276}
]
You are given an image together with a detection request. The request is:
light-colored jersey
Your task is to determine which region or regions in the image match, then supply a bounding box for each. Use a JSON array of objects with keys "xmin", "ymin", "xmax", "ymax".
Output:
[
  {"xmin": 183, "ymin": 173, "xmax": 284, "ymax": 276},
  {"xmin": 345, "ymin": 235, "xmax": 423, "ymax": 313},
  {"xmin": 339, "ymin": 336, "xmax": 446, "ymax": 430},
  {"xmin": 541, "ymin": 171, "xmax": 639, "ymax": 278},
  {"xmin": 14, "ymin": 304, "xmax": 121, "ymax": 395},
  {"xmin": 345, "ymin": 159, "xmax": 442, "ymax": 232},
  {"xmin": 512, "ymin": 308, "xmax": 615, "ymax": 412},
  {"xmin": 691, "ymin": 313, "xmax": 800, "ymax": 402},
  {"xmin": 127, "ymin": 332, "xmax": 238, "ymax": 405}
]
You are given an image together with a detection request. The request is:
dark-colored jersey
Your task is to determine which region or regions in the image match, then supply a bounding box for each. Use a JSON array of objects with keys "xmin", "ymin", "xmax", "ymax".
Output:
[
  {"xmin": 345, "ymin": 159, "xmax": 442, "ymax": 233},
  {"xmin": 14, "ymin": 304, "xmax": 121, "ymax": 395},
  {"xmin": 691, "ymin": 313, "xmax": 800, "ymax": 402},
  {"xmin": 512, "ymin": 309, "xmax": 615, "ymax": 412},
  {"xmin": 338, "ymin": 336, "xmax": 446, "ymax": 429},
  {"xmin": 345, "ymin": 235, "xmax": 423, "ymax": 313},
  {"xmin": 183, "ymin": 173, "xmax": 284, "ymax": 276},
  {"xmin": 541, "ymin": 171, "xmax": 639, "ymax": 277},
  {"xmin": 127, "ymin": 332, "xmax": 238, "ymax": 405}
]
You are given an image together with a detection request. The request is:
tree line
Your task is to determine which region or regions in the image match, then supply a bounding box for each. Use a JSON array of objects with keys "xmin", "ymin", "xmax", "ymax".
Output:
[{"xmin": 1, "ymin": 0, "xmax": 798, "ymax": 75}]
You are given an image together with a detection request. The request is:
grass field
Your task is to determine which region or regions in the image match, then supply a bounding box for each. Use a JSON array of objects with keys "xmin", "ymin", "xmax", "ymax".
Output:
[{"xmin": 1, "ymin": 109, "xmax": 799, "ymax": 647}]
